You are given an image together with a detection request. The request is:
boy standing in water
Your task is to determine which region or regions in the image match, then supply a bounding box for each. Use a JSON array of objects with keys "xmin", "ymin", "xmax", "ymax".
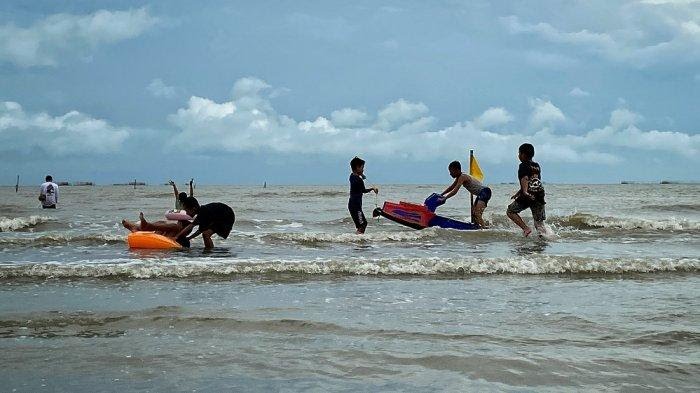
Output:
[
  {"xmin": 507, "ymin": 143, "xmax": 546, "ymax": 237},
  {"xmin": 439, "ymin": 161, "xmax": 491, "ymax": 228},
  {"xmin": 348, "ymin": 157, "xmax": 378, "ymax": 234}
]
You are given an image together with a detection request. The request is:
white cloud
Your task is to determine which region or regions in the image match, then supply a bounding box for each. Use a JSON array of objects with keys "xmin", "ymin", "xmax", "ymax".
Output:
[
  {"xmin": 569, "ymin": 87, "xmax": 591, "ymax": 97},
  {"xmin": 474, "ymin": 107, "xmax": 513, "ymax": 128},
  {"xmin": 500, "ymin": 1, "xmax": 700, "ymax": 68},
  {"xmin": 0, "ymin": 8, "xmax": 159, "ymax": 67},
  {"xmin": 330, "ymin": 108, "xmax": 369, "ymax": 127},
  {"xmin": 147, "ymin": 78, "xmax": 177, "ymax": 99},
  {"xmin": 167, "ymin": 77, "xmax": 700, "ymax": 164},
  {"xmin": 529, "ymin": 98, "xmax": 566, "ymax": 128},
  {"xmin": 373, "ymin": 99, "xmax": 432, "ymax": 131},
  {"xmin": 0, "ymin": 101, "xmax": 129, "ymax": 155}
]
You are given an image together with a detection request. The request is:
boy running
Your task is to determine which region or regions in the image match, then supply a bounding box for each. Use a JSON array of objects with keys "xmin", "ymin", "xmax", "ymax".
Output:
[{"xmin": 507, "ymin": 143, "xmax": 546, "ymax": 237}]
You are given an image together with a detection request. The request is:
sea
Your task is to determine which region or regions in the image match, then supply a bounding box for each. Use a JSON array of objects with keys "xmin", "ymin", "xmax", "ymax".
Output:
[{"xmin": 0, "ymin": 184, "xmax": 698, "ymax": 392}]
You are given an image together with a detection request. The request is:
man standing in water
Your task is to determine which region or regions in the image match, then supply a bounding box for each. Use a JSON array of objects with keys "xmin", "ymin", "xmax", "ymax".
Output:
[{"xmin": 38, "ymin": 175, "xmax": 59, "ymax": 209}]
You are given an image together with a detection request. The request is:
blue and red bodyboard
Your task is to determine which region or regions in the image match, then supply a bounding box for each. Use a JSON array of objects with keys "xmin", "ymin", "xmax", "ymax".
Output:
[{"xmin": 373, "ymin": 193, "xmax": 479, "ymax": 230}]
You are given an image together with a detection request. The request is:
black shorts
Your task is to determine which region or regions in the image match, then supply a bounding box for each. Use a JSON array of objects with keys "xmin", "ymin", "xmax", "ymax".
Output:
[
  {"xmin": 42, "ymin": 205, "xmax": 56, "ymax": 209},
  {"xmin": 474, "ymin": 187, "xmax": 492, "ymax": 207},
  {"xmin": 348, "ymin": 203, "xmax": 367, "ymax": 231}
]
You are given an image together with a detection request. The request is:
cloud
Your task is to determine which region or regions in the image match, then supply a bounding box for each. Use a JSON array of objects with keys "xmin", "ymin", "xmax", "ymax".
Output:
[
  {"xmin": 0, "ymin": 8, "xmax": 159, "ymax": 67},
  {"xmin": 373, "ymin": 99, "xmax": 432, "ymax": 131},
  {"xmin": 0, "ymin": 101, "xmax": 129, "ymax": 155},
  {"xmin": 330, "ymin": 108, "xmax": 370, "ymax": 127},
  {"xmin": 500, "ymin": 1, "xmax": 700, "ymax": 68},
  {"xmin": 474, "ymin": 107, "xmax": 513, "ymax": 128},
  {"xmin": 529, "ymin": 98, "xmax": 566, "ymax": 128},
  {"xmin": 167, "ymin": 77, "xmax": 700, "ymax": 165},
  {"xmin": 569, "ymin": 87, "xmax": 591, "ymax": 97},
  {"xmin": 147, "ymin": 78, "xmax": 177, "ymax": 99}
]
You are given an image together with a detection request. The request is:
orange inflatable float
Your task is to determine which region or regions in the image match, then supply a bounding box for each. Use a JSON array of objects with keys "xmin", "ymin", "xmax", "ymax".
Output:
[{"xmin": 127, "ymin": 231, "xmax": 182, "ymax": 249}]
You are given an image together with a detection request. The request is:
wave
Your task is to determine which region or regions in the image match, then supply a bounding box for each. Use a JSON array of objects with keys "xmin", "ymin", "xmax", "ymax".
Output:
[
  {"xmin": 0, "ymin": 216, "xmax": 54, "ymax": 232},
  {"xmin": 0, "ymin": 256, "xmax": 696, "ymax": 279},
  {"xmin": 258, "ymin": 228, "xmax": 441, "ymax": 245},
  {"xmin": 550, "ymin": 213, "xmax": 700, "ymax": 231},
  {"xmin": 0, "ymin": 233, "xmax": 124, "ymax": 246}
]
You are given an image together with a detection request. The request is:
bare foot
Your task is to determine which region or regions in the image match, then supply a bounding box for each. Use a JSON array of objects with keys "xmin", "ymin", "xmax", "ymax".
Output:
[
  {"xmin": 139, "ymin": 212, "xmax": 147, "ymax": 228},
  {"xmin": 122, "ymin": 219, "xmax": 138, "ymax": 232},
  {"xmin": 523, "ymin": 228, "xmax": 532, "ymax": 237}
]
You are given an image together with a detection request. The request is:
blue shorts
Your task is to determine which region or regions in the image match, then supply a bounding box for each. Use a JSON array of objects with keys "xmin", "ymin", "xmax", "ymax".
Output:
[{"xmin": 475, "ymin": 187, "xmax": 492, "ymax": 207}]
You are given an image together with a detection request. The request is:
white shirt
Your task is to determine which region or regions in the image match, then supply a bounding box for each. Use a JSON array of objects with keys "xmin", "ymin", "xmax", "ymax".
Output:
[{"xmin": 40, "ymin": 182, "xmax": 59, "ymax": 206}]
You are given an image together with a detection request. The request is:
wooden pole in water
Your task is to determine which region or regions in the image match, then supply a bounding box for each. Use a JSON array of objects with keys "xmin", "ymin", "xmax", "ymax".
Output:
[
  {"xmin": 469, "ymin": 149, "xmax": 474, "ymax": 223},
  {"xmin": 134, "ymin": 178, "xmax": 136, "ymax": 190},
  {"xmin": 15, "ymin": 175, "xmax": 19, "ymax": 193}
]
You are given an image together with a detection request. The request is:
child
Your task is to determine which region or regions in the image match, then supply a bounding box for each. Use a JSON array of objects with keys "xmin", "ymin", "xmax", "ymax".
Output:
[
  {"xmin": 348, "ymin": 156, "xmax": 378, "ymax": 234},
  {"xmin": 175, "ymin": 197, "xmax": 235, "ymax": 249},
  {"xmin": 440, "ymin": 160, "xmax": 492, "ymax": 228},
  {"xmin": 169, "ymin": 178, "xmax": 194, "ymax": 210},
  {"xmin": 507, "ymin": 143, "xmax": 546, "ymax": 237}
]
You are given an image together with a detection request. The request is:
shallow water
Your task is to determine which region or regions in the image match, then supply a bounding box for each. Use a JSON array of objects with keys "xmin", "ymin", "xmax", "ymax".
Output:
[{"xmin": 1, "ymin": 184, "xmax": 698, "ymax": 391}]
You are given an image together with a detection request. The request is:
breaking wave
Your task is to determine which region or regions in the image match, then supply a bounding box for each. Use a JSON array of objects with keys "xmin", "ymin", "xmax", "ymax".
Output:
[
  {"xmin": 0, "ymin": 256, "xmax": 696, "ymax": 279},
  {"xmin": 550, "ymin": 213, "xmax": 700, "ymax": 231},
  {"xmin": 0, "ymin": 216, "xmax": 54, "ymax": 232},
  {"xmin": 0, "ymin": 233, "xmax": 124, "ymax": 246}
]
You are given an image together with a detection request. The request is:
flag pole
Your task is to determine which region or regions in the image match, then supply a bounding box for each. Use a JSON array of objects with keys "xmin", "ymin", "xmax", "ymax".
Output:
[{"xmin": 469, "ymin": 149, "xmax": 474, "ymax": 223}]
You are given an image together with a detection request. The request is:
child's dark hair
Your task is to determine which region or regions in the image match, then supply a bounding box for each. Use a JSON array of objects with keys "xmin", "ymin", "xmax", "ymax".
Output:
[
  {"xmin": 183, "ymin": 196, "xmax": 200, "ymax": 210},
  {"xmin": 519, "ymin": 143, "xmax": 535, "ymax": 160},
  {"xmin": 178, "ymin": 192, "xmax": 188, "ymax": 202},
  {"xmin": 45, "ymin": 175, "xmax": 52, "ymax": 182},
  {"xmin": 448, "ymin": 161, "xmax": 461, "ymax": 171},
  {"xmin": 350, "ymin": 156, "xmax": 365, "ymax": 171}
]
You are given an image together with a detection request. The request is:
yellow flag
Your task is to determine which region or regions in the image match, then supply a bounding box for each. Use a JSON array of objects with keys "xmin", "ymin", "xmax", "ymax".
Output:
[{"xmin": 470, "ymin": 154, "xmax": 484, "ymax": 182}]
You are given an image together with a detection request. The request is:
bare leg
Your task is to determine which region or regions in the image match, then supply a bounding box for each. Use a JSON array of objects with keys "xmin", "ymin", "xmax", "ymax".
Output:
[
  {"xmin": 122, "ymin": 219, "xmax": 140, "ymax": 232},
  {"xmin": 202, "ymin": 229, "xmax": 215, "ymax": 249},
  {"xmin": 507, "ymin": 211, "xmax": 532, "ymax": 236},
  {"xmin": 534, "ymin": 220, "xmax": 546, "ymax": 234},
  {"xmin": 138, "ymin": 212, "xmax": 181, "ymax": 236},
  {"xmin": 473, "ymin": 201, "xmax": 487, "ymax": 229}
]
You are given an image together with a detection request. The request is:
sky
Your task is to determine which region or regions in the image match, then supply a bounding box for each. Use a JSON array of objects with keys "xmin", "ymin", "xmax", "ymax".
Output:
[{"xmin": 1, "ymin": 0, "xmax": 698, "ymax": 185}]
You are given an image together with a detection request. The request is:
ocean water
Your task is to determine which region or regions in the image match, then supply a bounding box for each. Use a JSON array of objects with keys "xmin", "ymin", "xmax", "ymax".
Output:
[{"xmin": 0, "ymin": 184, "xmax": 698, "ymax": 391}]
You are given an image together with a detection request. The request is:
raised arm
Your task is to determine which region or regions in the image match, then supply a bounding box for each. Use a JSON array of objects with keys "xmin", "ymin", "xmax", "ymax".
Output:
[{"xmin": 169, "ymin": 180, "xmax": 179, "ymax": 198}]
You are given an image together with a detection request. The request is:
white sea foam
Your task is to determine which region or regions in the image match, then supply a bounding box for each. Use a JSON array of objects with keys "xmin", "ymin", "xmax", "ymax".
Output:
[
  {"xmin": 0, "ymin": 216, "xmax": 54, "ymax": 232},
  {"xmin": 552, "ymin": 213, "xmax": 700, "ymax": 231},
  {"xmin": 0, "ymin": 256, "xmax": 696, "ymax": 279}
]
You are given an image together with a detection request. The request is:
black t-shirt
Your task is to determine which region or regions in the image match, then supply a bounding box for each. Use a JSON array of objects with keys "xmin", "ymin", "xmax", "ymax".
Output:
[
  {"xmin": 193, "ymin": 202, "xmax": 235, "ymax": 230},
  {"xmin": 349, "ymin": 174, "xmax": 370, "ymax": 205},
  {"xmin": 518, "ymin": 161, "xmax": 541, "ymax": 181},
  {"xmin": 517, "ymin": 161, "xmax": 545, "ymax": 204}
]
